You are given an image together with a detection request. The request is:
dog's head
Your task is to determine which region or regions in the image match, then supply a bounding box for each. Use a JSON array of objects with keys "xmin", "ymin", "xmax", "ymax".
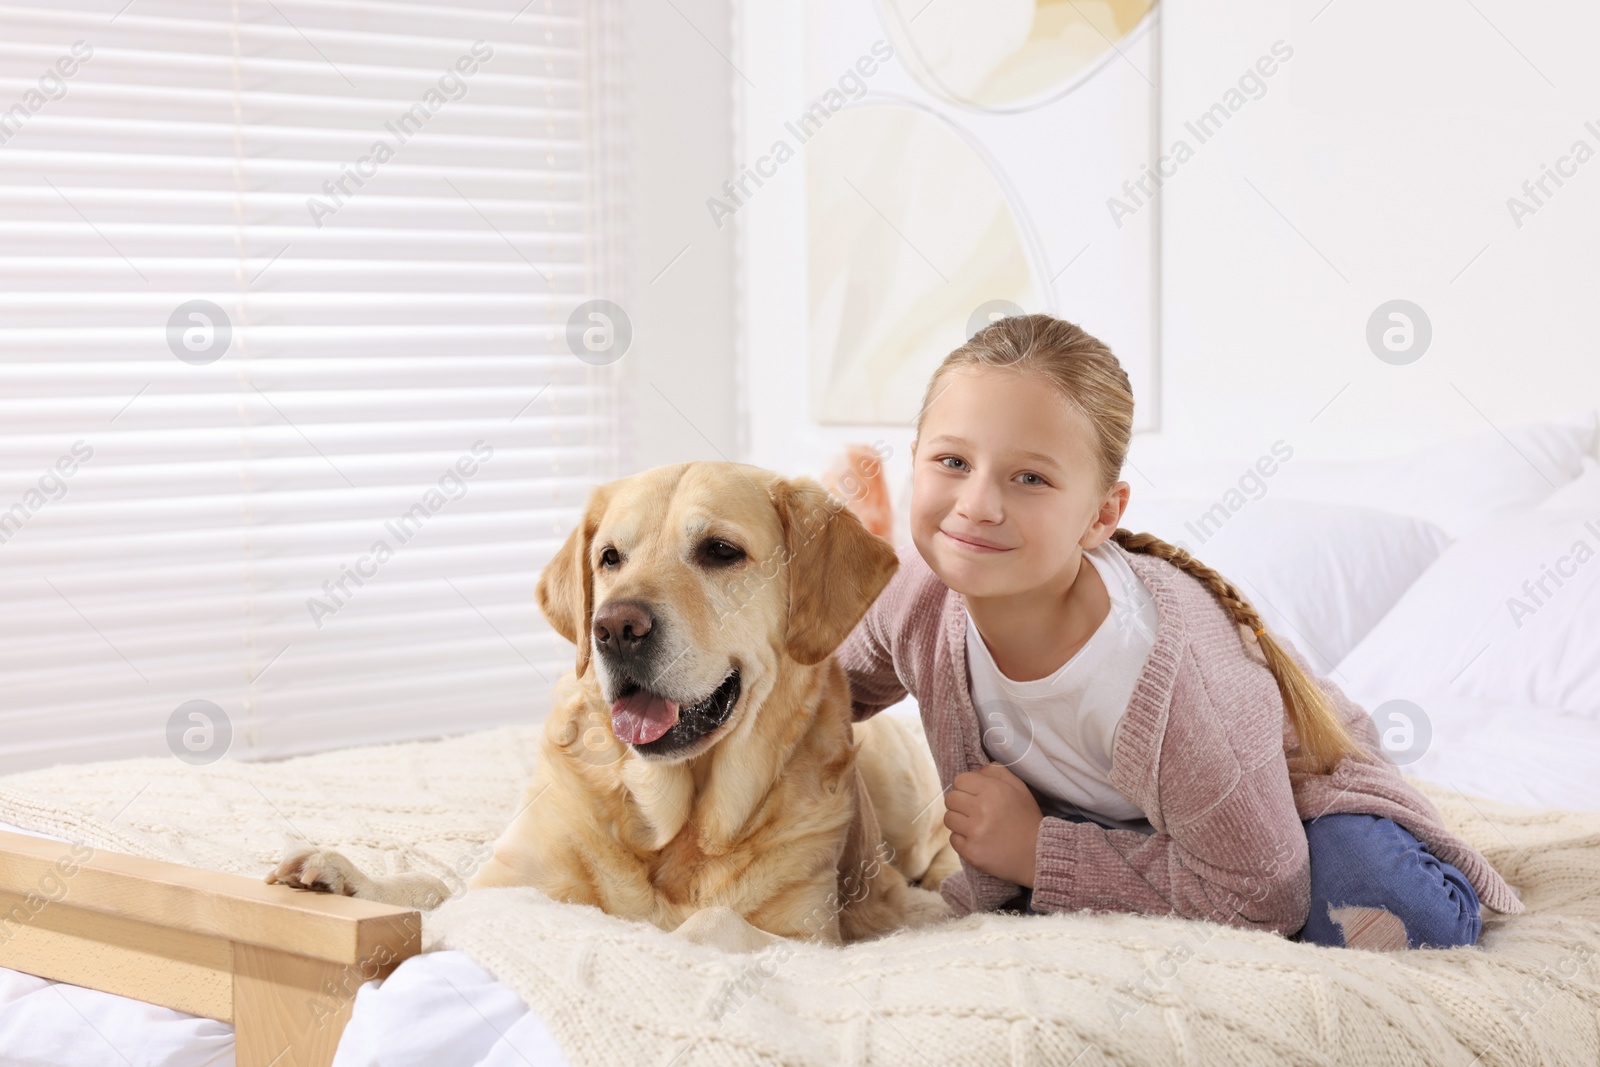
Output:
[{"xmin": 536, "ymin": 461, "xmax": 899, "ymax": 762}]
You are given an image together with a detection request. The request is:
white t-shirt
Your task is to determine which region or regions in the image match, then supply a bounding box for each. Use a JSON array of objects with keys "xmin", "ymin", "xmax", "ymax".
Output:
[{"xmin": 965, "ymin": 541, "xmax": 1159, "ymax": 834}]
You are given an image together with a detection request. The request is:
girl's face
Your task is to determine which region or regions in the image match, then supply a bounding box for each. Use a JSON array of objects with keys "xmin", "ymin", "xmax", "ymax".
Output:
[{"xmin": 909, "ymin": 364, "xmax": 1127, "ymax": 598}]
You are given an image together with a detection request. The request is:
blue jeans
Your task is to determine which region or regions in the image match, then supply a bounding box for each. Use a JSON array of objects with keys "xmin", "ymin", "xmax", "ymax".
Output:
[
  {"xmin": 1007, "ymin": 811, "xmax": 1482, "ymax": 950},
  {"xmin": 1292, "ymin": 812, "xmax": 1482, "ymax": 949}
]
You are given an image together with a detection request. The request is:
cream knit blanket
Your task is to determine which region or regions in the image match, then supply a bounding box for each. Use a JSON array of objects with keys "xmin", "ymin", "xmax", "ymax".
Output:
[{"xmin": 2, "ymin": 724, "xmax": 1597, "ymax": 1066}]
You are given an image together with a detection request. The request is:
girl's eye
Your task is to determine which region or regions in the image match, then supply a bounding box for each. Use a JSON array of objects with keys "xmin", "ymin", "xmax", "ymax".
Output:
[
  {"xmin": 1019, "ymin": 473, "xmax": 1047, "ymax": 487},
  {"xmin": 939, "ymin": 456, "xmax": 968, "ymax": 471}
]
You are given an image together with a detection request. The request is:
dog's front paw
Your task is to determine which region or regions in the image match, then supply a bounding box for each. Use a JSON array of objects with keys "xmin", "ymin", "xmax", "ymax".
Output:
[{"xmin": 265, "ymin": 845, "xmax": 366, "ymax": 897}]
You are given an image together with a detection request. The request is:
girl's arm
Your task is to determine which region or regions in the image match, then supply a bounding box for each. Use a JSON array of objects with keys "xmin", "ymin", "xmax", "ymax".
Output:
[
  {"xmin": 1028, "ymin": 781, "xmax": 1310, "ymax": 936},
  {"xmin": 1027, "ymin": 683, "xmax": 1313, "ymax": 936}
]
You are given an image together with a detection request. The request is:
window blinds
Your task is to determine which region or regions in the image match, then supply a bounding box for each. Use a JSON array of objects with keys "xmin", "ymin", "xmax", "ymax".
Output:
[{"xmin": 0, "ymin": 0, "xmax": 621, "ymax": 772}]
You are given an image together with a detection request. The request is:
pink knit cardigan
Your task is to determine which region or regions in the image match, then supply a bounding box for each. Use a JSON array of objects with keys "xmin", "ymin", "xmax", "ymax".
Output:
[{"xmin": 835, "ymin": 540, "xmax": 1525, "ymax": 935}]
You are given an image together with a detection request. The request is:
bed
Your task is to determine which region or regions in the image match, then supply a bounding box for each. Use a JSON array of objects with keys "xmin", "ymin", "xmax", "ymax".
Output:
[{"xmin": 3, "ymin": 413, "xmax": 1599, "ymax": 1066}]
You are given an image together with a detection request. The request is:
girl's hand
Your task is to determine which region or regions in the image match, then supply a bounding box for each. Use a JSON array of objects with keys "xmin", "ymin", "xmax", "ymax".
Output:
[{"xmin": 943, "ymin": 762, "xmax": 1044, "ymax": 888}]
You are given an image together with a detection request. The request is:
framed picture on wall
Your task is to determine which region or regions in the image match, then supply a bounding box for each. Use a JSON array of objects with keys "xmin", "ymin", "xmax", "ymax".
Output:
[{"xmin": 800, "ymin": 0, "xmax": 1163, "ymax": 430}]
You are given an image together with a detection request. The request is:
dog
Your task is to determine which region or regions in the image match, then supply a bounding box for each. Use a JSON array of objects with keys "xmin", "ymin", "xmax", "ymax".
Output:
[{"xmin": 267, "ymin": 461, "xmax": 959, "ymax": 943}]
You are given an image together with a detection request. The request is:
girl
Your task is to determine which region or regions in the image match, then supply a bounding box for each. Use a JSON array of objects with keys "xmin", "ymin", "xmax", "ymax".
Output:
[{"xmin": 835, "ymin": 314, "xmax": 1523, "ymax": 950}]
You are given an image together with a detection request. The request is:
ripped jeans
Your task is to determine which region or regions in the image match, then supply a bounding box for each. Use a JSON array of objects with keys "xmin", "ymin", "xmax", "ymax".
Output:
[
  {"xmin": 1007, "ymin": 810, "xmax": 1483, "ymax": 950},
  {"xmin": 1290, "ymin": 812, "xmax": 1482, "ymax": 950}
]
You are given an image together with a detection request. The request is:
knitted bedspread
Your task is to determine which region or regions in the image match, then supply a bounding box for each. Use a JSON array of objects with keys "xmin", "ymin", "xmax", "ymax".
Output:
[{"xmin": 2, "ymin": 723, "xmax": 1597, "ymax": 1067}]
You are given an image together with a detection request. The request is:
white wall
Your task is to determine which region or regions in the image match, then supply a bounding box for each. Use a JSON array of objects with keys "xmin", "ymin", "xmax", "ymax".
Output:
[
  {"xmin": 733, "ymin": 2, "xmax": 950, "ymax": 545},
  {"xmin": 735, "ymin": 0, "xmax": 1600, "ymax": 524},
  {"xmin": 614, "ymin": 0, "xmax": 740, "ymax": 475},
  {"xmin": 1143, "ymin": 0, "xmax": 1600, "ymax": 468}
]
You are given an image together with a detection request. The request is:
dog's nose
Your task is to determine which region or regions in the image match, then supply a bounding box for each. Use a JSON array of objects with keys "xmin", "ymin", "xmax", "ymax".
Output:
[{"xmin": 592, "ymin": 599, "xmax": 655, "ymax": 656}]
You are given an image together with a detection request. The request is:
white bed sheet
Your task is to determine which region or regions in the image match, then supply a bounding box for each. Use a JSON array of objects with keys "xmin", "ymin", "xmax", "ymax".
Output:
[
  {"xmin": 1388, "ymin": 695, "xmax": 1600, "ymax": 814},
  {"xmin": 331, "ymin": 950, "xmax": 567, "ymax": 1067},
  {"xmin": 0, "ymin": 964, "xmax": 235, "ymax": 1067}
]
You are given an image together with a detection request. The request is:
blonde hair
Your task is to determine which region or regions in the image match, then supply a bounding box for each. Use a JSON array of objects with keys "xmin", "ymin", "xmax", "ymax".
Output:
[{"xmin": 916, "ymin": 313, "xmax": 1377, "ymax": 776}]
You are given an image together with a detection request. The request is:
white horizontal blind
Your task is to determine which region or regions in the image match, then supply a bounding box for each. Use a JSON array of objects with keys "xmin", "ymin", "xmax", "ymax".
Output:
[{"xmin": 0, "ymin": 0, "xmax": 621, "ymax": 772}]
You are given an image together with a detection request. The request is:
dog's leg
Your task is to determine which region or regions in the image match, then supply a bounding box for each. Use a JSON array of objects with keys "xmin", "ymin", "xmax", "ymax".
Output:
[
  {"xmin": 265, "ymin": 846, "xmax": 453, "ymax": 910},
  {"xmin": 918, "ymin": 842, "xmax": 962, "ymax": 893},
  {"xmin": 852, "ymin": 713, "xmax": 958, "ymax": 890},
  {"xmin": 835, "ymin": 766, "xmax": 916, "ymax": 943}
]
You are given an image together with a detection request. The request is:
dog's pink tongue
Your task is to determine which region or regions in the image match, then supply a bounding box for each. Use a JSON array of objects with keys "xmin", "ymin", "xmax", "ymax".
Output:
[{"xmin": 611, "ymin": 691, "xmax": 680, "ymax": 744}]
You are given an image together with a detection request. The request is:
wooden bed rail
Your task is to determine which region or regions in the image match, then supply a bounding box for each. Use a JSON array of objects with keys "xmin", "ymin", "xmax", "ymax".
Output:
[{"xmin": 0, "ymin": 828, "xmax": 423, "ymax": 1067}]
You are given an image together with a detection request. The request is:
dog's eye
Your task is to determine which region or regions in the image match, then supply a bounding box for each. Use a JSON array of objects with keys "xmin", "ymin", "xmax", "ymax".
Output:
[
  {"xmin": 599, "ymin": 547, "xmax": 620, "ymax": 568},
  {"xmin": 699, "ymin": 539, "xmax": 745, "ymax": 566}
]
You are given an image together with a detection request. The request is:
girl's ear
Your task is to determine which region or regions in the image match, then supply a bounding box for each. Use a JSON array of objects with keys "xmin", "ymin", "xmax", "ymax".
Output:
[
  {"xmin": 1080, "ymin": 482, "xmax": 1129, "ymax": 550},
  {"xmin": 1107, "ymin": 480, "xmax": 1131, "ymax": 525},
  {"xmin": 773, "ymin": 476, "xmax": 900, "ymax": 666}
]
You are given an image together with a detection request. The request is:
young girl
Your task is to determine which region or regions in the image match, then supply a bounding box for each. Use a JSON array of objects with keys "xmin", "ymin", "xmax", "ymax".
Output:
[{"xmin": 836, "ymin": 314, "xmax": 1523, "ymax": 950}]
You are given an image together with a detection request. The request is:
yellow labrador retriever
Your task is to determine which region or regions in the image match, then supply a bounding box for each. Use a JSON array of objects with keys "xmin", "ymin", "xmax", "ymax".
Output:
[{"xmin": 267, "ymin": 461, "xmax": 958, "ymax": 943}]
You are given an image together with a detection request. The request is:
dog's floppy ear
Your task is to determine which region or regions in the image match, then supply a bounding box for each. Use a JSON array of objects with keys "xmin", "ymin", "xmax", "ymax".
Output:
[
  {"xmin": 774, "ymin": 475, "xmax": 900, "ymax": 666},
  {"xmin": 536, "ymin": 482, "xmax": 613, "ymax": 678}
]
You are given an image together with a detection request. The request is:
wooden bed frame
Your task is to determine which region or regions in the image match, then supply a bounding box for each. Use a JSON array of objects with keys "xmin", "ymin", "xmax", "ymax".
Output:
[{"xmin": 0, "ymin": 828, "xmax": 423, "ymax": 1067}]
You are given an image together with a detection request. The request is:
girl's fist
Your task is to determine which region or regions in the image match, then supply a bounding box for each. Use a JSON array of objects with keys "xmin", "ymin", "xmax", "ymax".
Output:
[{"xmin": 943, "ymin": 761, "xmax": 1043, "ymax": 887}]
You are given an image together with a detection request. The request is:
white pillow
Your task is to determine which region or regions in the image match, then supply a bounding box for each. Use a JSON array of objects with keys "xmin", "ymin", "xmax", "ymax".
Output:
[
  {"xmin": 1539, "ymin": 455, "xmax": 1600, "ymax": 512},
  {"xmin": 1375, "ymin": 694, "xmax": 1600, "ymax": 812},
  {"xmin": 1135, "ymin": 410, "xmax": 1598, "ymax": 539},
  {"xmin": 1335, "ymin": 509, "xmax": 1600, "ymax": 718},
  {"xmin": 1118, "ymin": 497, "xmax": 1452, "ymax": 674}
]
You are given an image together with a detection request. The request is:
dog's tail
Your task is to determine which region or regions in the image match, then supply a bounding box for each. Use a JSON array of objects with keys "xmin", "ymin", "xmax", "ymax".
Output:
[{"xmin": 820, "ymin": 443, "xmax": 893, "ymax": 541}]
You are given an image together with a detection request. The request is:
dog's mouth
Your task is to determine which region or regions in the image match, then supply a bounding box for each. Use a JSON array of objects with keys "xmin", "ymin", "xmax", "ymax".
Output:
[{"xmin": 609, "ymin": 666, "xmax": 741, "ymax": 756}]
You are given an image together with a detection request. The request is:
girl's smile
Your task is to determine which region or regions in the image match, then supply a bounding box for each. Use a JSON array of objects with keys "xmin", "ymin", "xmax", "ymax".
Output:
[{"xmin": 940, "ymin": 527, "xmax": 1014, "ymax": 553}]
